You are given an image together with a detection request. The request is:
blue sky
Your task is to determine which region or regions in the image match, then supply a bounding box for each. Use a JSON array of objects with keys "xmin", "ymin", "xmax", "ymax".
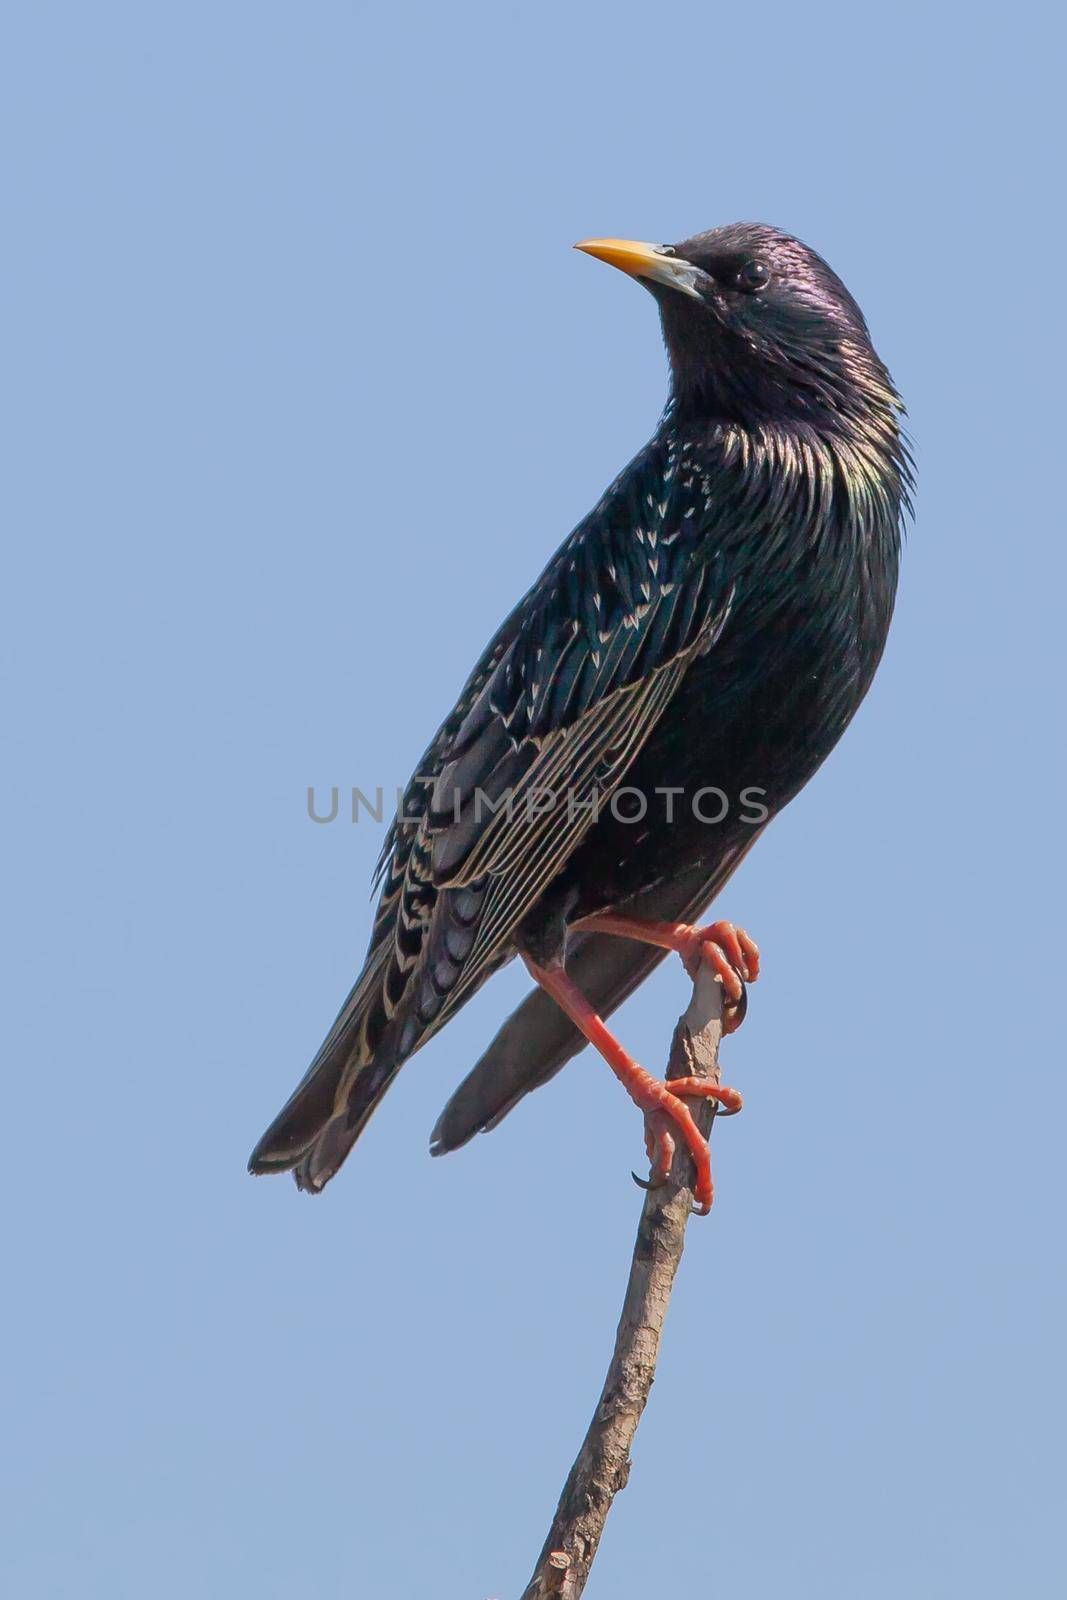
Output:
[{"xmin": 3, "ymin": 3, "xmax": 1063, "ymax": 1596}]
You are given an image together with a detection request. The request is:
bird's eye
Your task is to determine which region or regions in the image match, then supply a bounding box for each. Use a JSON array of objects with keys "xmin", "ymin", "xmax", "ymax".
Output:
[{"xmin": 736, "ymin": 260, "xmax": 770, "ymax": 293}]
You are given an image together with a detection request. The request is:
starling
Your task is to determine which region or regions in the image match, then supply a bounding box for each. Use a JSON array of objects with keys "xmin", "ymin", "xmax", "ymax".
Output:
[{"xmin": 249, "ymin": 223, "xmax": 912, "ymax": 1209}]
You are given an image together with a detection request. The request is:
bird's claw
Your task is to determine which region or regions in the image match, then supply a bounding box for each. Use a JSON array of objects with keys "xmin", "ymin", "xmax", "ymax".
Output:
[
  {"xmin": 631, "ymin": 1169, "xmax": 667, "ymax": 1192},
  {"xmin": 633, "ymin": 1164, "xmax": 712, "ymax": 1216},
  {"xmin": 632, "ymin": 1075, "xmax": 744, "ymax": 1213},
  {"xmin": 678, "ymin": 920, "xmax": 760, "ymax": 1032},
  {"xmin": 724, "ymin": 979, "xmax": 748, "ymax": 1034}
]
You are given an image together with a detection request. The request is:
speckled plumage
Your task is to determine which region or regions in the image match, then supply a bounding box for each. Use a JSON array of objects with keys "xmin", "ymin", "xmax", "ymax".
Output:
[{"xmin": 249, "ymin": 223, "xmax": 913, "ymax": 1191}]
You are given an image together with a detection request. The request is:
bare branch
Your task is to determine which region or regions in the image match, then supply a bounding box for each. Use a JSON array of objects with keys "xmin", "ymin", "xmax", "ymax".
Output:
[{"xmin": 521, "ymin": 961, "xmax": 728, "ymax": 1598}]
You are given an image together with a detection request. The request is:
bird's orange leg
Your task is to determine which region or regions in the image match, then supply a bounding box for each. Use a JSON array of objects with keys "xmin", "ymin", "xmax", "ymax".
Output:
[
  {"xmin": 575, "ymin": 914, "xmax": 760, "ymax": 1033},
  {"xmin": 521, "ymin": 954, "xmax": 742, "ymax": 1214}
]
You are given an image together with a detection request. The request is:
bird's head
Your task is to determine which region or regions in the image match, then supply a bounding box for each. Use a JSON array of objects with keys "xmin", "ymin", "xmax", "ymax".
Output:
[{"xmin": 577, "ymin": 223, "xmax": 900, "ymax": 432}]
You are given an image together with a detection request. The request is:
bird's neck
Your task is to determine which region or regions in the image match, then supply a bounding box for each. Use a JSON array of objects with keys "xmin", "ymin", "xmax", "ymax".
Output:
[
  {"xmin": 651, "ymin": 405, "xmax": 910, "ymax": 598},
  {"xmin": 661, "ymin": 389, "xmax": 911, "ymax": 541}
]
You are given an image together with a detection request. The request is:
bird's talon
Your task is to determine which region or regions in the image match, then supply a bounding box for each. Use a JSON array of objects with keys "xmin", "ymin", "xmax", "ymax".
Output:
[
  {"xmin": 632, "ymin": 1169, "xmax": 667, "ymax": 1192},
  {"xmin": 664, "ymin": 921, "xmax": 760, "ymax": 1021},
  {"xmin": 723, "ymin": 981, "xmax": 748, "ymax": 1033}
]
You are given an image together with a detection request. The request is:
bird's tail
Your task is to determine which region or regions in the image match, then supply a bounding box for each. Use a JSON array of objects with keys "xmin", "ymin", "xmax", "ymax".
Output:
[
  {"xmin": 291, "ymin": 1056, "xmax": 402, "ymax": 1193},
  {"xmin": 247, "ymin": 945, "xmax": 401, "ymax": 1192}
]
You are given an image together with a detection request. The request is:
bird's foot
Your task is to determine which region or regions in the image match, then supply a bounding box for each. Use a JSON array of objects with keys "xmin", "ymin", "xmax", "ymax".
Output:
[
  {"xmin": 634, "ymin": 1072, "xmax": 744, "ymax": 1214},
  {"xmin": 674, "ymin": 920, "xmax": 759, "ymax": 1033},
  {"xmin": 576, "ymin": 913, "xmax": 760, "ymax": 1033},
  {"xmin": 520, "ymin": 953, "xmax": 741, "ymax": 1215}
]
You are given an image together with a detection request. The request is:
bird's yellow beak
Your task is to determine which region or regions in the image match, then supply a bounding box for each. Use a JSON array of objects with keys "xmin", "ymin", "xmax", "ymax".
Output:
[
  {"xmin": 574, "ymin": 238, "xmax": 705, "ymax": 300},
  {"xmin": 574, "ymin": 239, "xmax": 669, "ymax": 278}
]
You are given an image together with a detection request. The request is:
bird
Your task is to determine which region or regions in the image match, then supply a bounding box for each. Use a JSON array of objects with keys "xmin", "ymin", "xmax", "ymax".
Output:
[{"xmin": 249, "ymin": 222, "xmax": 912, "ymax": 1211}]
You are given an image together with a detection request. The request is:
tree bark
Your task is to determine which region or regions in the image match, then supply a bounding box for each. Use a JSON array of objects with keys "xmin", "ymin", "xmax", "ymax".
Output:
[{"xmin": 521, "ymin": 961, "xmax": 728, "ymax": 1599}]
